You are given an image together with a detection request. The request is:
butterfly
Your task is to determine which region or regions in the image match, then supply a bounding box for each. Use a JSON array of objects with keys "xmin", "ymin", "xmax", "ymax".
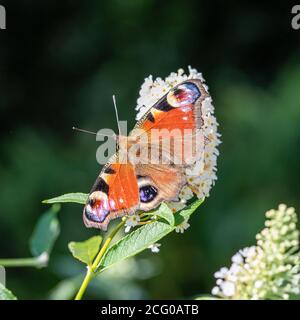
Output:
[{"xmin": 83, "ymin": 79, "xmax": 209, "ymax": 231}]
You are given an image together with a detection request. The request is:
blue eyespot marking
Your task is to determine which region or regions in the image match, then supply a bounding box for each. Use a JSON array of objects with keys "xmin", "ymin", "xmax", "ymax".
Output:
[{"xmin": 139, "ymin": 185, "xmax": 158, "ymax": 203}]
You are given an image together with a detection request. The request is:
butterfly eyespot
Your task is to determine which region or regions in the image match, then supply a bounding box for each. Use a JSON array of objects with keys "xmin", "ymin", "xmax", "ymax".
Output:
[
  {"xmin": 167, "ymin": 82, "xmax": 201, "ymax": 107},
  {"xmin": 84, "ymin": 191, "xmax": 110, "ymax": 224},
  {"xmin": 139, "ymin": 185, "xmax": 158, "ymax": 203},
  {"xmin": 84, "ymin": 204, "xmax": 109, "ymax": 223}
]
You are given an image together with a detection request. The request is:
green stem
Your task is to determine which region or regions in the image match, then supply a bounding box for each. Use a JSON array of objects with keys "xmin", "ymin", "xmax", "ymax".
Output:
[
  {"xmin": 138, "ymin": 220, "xmax": 152, "ymax": 225},
  {"xmin": 75, "ymin": 266, "xmax": 93, "ymax": 300},
  {"xmin": 0, "ymin": 252, "xmax": 48, "ymax": 268},
  {"xmin": 74, "ymin": 220, "xmax": 125, "ymax": 300}
]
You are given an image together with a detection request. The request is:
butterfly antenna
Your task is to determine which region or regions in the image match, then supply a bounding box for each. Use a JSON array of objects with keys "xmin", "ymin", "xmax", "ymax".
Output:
[
  {"xmin": 112, "ymin": 95, "xmax": 121, "ymax": 136},
  {"xmin": 72, "ymin": 127, "xmax": 112, "ymax": 138}
]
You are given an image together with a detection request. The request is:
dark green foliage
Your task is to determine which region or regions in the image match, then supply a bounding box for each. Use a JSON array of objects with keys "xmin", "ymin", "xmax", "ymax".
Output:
[
  {"xmin": 0, "ymin": 1, "xmax": 299, "ymax": 299},
  {"xmin": 30, "ymin": 205, "xmax": 60, "ymax": 257}
]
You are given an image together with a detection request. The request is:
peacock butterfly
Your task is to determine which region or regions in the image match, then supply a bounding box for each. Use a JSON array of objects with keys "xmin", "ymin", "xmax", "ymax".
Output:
[{"xmin": 83, "ymin": 79, "xmax": 209, "ymax": 231}]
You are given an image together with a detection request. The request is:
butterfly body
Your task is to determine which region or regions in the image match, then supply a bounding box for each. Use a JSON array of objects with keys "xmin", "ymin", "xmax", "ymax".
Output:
[{"xmin": 83, "ymin": 79, "xmax": 209, "ymax": 230}]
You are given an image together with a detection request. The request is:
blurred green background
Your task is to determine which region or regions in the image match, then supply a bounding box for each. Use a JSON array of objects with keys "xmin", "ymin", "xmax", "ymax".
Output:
[{"xmin": 0, "ymin": 0, "xmax": 300, "ymax": 299}]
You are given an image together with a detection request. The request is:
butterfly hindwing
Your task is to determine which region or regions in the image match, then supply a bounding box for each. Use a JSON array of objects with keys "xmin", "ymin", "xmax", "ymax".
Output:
[{"xmin": 135, "ymin": 163, "xmax": 186, "ymax": 212}]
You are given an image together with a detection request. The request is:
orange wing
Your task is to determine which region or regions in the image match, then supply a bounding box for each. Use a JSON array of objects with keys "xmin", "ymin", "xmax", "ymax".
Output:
[
  {"xmin": 134, "ymin": 79, "xmax": 208, "ymax": 133},
  {"xmin": 83, "ymin": 156, "xmax": 139, "ymax": 231},
  {"xmin": 129, "ymin": 79, "xmax": 209, "ymax": 166}
]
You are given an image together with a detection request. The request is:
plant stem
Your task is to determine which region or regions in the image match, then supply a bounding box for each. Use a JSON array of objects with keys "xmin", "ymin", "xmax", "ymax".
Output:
[
  {"xmin": 138, "ymin": 220, "xmax": 152, "ymax": 225},
  {"xmin": 74, "ymin": 220, "xmax": 125, "ymax": 300},
  {"xmin": 0, "ymin": 252, "xmax": 48, "ymax": 268},
  {"xmin": 75, "ymin": 266, "xmax": 93, "ymax": 300}
]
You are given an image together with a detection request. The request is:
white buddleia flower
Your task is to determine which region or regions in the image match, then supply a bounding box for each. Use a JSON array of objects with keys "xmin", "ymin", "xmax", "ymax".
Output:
[
  {"xmin": 148, "ymin": 243, "xmax": 161, "ymax": 253},
  {"xmin": 211, "ymin": 204, "xmax": 300, "ymax": 300},
  {"xmin": 175, "ymin": 218, "xmax": 191, "ymax": 234},
  {"xmin": 166, "ymin": 200, "xmax": 186, "ymax": 214},
  {"xmin": 135, "ymin": 67, "xmax": 221, "ymax": 212},
  {"xmin": 124, "ymin": 214, "xmax": 140, "ymax": 233},
  {"xmin": 179, "ymin": 185, "xmax": 194, "ymax": 201}
]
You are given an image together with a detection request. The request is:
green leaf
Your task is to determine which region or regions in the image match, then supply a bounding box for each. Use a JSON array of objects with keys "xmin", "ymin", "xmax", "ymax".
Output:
[
  {"xmin": 30, "ymin": 204, "xmax": 61, "ymax": 257},
  {"xmin": 42, "ymin": 193, "xmax": 88, "ymax": 205},
  {"xmin": 0, "ymin": 283, "xmax": 17, "ymax": 300},
  {"xmin": 99, "ymin": 221, "xmax": 173, "ymax": 271},
  {"xmin": 144, "ymin": 203, "xmax": 175, "ymax": 226},
  {"xmin": 98, "ymin": 199, "xmax": 204, "ymax": 272},
  {"xmin": 68, "ymin": 236, "xmax": 102, "ymax": 266},
  {"xmin": 175, "ymin": 198, "xmax": 204, "ymax": 224}
]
